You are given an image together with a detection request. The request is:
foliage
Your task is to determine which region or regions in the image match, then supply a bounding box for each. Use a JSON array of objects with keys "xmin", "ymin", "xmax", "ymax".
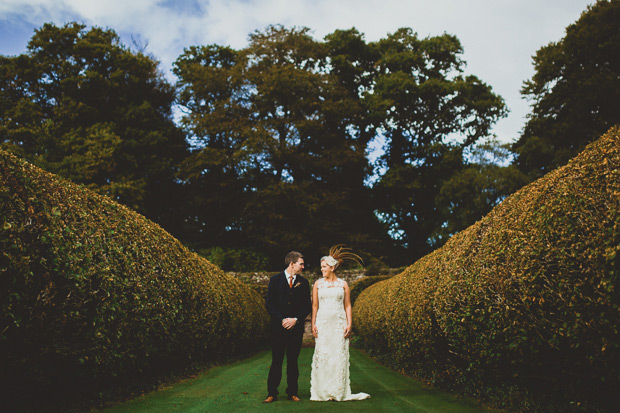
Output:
[
  {"xmin": 361, "ymin": 254, "xmax": 392, "ymax": 277},
  {"xmin": 353, "ymin": 127, "xmax": 620, "ymax": 411},
  {"xmin": 198, "ymin": 247, "xmax": 269, "ymax": 272},
  {"xmin": 173, "ymin": 26, "xmax": 393, "ymax": 266},
  {"xmin": 349, "ymin": 275, "xmax": 393, "ymax": 305},
  {"xmin": 0, "ymin": 22, "xmax": 188, "ymax": 237},
  {"xmin": 0, "ymin": 22, "xmax": 515, "ymax": 268},
  {"xmin": 367, "ymin": 28, "xmax": 508, "ymax": 259},
  {"xmin": 433, "ymin": 138, "xmax": 529, "ymax": 245},
  {"xmin": 0, "ymin": 150, "xmax": 269, "ymax": 409},
  {"xmin": 514, "ymin": 0, "xmax": 620, "ymax": 178},
  {"xmin": 173, "ymin": 25, "xmax": 507, "ymax": 267},
  {"xmin": 247, "ymin": 284, "xmax": 269, "ymax": 300}
]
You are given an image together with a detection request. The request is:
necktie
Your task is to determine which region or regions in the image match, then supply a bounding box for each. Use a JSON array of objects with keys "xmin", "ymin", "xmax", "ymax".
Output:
[{"xmin": 289, "ymin": 276, "xmax": 293, "ymax": 288}]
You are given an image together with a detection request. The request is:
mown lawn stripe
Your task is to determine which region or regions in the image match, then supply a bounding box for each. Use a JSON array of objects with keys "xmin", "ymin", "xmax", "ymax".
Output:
[{"xmin": 104, "ymin": 348, "xmax": 496, "ymax": 412}]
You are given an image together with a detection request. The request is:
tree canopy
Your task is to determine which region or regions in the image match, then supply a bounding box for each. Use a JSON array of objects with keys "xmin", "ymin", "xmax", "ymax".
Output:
[
  {"xmin": 174, "ymin": 26, "xmax": 392, "ymax": 265},
  {"xmin": 514, "ymin": 0, "xmax": 620, "ymax": 178},
  {"xmin": 2, "ymin": 22, "xmax": 515, "ymax": 268},
  {"xmin": 173, "ymin": 25, "xmax": 510, "ymax": 266},
  {"xmin": 0, "ymin": 22, "xmax": 187, "ymax": 234},
  {"xmin": 366, "ymin": 28, "xmax": 509, "ymax": 257}
]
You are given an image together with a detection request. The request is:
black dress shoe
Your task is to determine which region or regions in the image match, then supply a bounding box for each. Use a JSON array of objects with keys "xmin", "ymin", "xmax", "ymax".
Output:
[{"xmin": 263, "ymin": 395, "xmax": 277, "ymax": 403}]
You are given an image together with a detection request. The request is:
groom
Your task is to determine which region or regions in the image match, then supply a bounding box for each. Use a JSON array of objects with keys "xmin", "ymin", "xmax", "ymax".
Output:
[{"xmin": 263, "ymin": 251, "xmax": 312, "ymax": 403}]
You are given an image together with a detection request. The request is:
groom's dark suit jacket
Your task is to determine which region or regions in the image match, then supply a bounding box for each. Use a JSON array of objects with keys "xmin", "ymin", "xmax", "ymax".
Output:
[{"xmin": 265, "ymin": 272, "xmax": 312, "ymax": 331}]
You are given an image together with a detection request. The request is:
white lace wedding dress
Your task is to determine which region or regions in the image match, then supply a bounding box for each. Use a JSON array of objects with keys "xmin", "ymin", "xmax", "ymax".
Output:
[{"xmin": 310, "ymin": 278, "xmax": 370, "ymax": 401}]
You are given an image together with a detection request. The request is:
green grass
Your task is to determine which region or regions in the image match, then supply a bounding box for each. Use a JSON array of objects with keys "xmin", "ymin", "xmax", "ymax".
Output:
[{"xmin": 104, "ymin": 347, "xmax": 497, "ymax": 412}]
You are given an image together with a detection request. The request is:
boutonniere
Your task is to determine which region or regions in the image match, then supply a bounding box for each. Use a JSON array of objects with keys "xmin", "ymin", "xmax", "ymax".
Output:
[{"xmin": 294, "ymin": 282, "xmax": 301, "ymax": 288}]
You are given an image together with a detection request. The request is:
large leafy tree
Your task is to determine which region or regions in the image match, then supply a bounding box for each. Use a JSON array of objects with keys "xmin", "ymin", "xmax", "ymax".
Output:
[
  {"xmin": 368, "ymin": 28, "xmax": 507, "ymax": 257},
  {"xmin": 514, "ymin": 0, "xmax": 620, "ymax": 178},
  {"xmin": 172, "ymin": 43, "xmax": 251, "ymax": 245},
  {"xmin": 0, "ymin": 23, "xmax": 187, "ymax": 233},
  {"xmin": 434, "ymin": 139, "xmax": 529, "ymax": 245},
  {"xmin": 174, "ymin": 26, "xmax": 391, "ymax": 265},
  {"xmin": 175, "ymin": 26, "xmax": 509, "ymax": 266}
]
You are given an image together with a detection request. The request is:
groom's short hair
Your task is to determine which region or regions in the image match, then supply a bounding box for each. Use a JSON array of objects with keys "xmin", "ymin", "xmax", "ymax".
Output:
[{"xmin": 285, "ymin": 251, "xmax": 304, "ymax": 267}]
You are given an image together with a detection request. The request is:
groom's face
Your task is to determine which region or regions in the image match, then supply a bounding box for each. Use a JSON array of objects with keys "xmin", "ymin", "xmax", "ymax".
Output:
[{"xmin": 290, "ymin": 258, "xmax": 305, "ymax": 275}]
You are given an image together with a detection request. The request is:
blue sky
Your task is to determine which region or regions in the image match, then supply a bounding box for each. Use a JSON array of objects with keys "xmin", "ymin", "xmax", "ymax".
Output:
[{"xmin": 0, "ymin": 0, "xmax": 595, "ymax": 144}]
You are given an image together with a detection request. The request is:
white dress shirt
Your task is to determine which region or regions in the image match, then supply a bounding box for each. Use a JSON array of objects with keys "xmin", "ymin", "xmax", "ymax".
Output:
[
  {"xmin": 283, "ymin": 270, "xmax": 297, "ymax": 322},
  {"xmin": 284, "ymin": 270, "xmax": 296, "ymax": 286}
]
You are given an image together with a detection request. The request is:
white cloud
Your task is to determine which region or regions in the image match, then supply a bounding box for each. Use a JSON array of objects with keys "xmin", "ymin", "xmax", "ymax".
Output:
[{"xmin": 0, "ymin": 0, "xmax": 595, "ymax": 142}]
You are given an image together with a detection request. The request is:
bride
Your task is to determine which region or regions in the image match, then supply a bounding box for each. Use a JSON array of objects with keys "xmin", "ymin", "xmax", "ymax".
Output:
[{"xmin": 310, "ymin": 245, "xmax": 370, "ymax": 401}]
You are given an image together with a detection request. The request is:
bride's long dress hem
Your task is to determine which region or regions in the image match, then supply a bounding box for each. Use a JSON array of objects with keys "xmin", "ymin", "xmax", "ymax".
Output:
[{"xmin": 310, "ymin": 278, "xmax": 370, "ymax": 402}]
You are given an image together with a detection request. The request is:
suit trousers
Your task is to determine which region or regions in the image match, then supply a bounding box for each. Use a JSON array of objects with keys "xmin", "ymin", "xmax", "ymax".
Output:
[{"xmin": 267, "ymin": 324, "xmax": 304, "ymax": 397}]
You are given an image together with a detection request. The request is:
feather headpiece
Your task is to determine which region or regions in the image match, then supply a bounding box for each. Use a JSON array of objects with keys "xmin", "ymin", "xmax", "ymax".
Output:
[{"xmin": 323, "ymin": 244, "xmax": 364, "ymax": 269}]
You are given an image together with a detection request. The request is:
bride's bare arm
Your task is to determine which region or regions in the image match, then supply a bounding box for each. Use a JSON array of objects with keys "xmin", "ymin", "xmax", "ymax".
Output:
[
  {"xmin": 311, "ymin": 281, "xmax": 319, "ymax": 338},
  {"xmin": 343, "ymin": 281, "xmax": 352, "ymax": 338}
]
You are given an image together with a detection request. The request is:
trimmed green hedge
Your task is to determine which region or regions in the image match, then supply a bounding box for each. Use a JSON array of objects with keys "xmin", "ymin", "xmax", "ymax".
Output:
[
  {"xmin": 349, "ymin": 275, "xmax": 393, "ymax": 305},
  {"xmin": 353, "ymin": 127, "xmax": 620, "ymax": 412},
  {"xmin": 0, "ymin": 150, "xmax": 269, "ymax": 408}
]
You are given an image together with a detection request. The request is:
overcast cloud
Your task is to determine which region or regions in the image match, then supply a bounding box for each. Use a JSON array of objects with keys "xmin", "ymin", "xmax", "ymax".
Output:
[{"xmin": 0, "ymin": 0, "xmax": 595, "ymax": 143}]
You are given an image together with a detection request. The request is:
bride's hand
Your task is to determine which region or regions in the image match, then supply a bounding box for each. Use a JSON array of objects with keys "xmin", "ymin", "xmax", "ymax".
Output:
[
  {"xmin": 344, "ymin": 326, "xmax": 351, "ymax": 338},
  {"xmin": 312, "ymin": 325, "xmax": 318, "ymax": 338}
]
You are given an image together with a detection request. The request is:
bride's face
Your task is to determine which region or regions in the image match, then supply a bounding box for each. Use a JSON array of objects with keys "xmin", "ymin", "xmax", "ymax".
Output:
[{"xmin": 320, "ymin": 260, "xmax": 334, "ymax": 277}]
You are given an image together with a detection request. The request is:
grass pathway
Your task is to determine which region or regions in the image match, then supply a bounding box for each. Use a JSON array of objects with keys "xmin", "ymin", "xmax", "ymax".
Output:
[{"xmin": 104, "ymin": 348, "xmax": 496, "ymax": 412}]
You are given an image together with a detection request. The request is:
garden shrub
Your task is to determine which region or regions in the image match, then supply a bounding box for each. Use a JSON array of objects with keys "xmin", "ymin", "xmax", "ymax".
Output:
[
  {"xmin": 362, "ymin": 256, "xmax": 390, "ymax": 276},
  {"xmin": 247, "ymin": 283, "xmax": 269, "ymax": 300},
  {"xmin": 0, "ymin": 150, "xmax": 269, "ymax": 409},
  {"xmin": 349, "ymin": 275, "xmax": 393, "ymax": 305},
  {"xmin": 353, "ymin": 127, "xmax": 620, "ymax": 412},
  {"xmin": 198, "ymin": 247, "xmax": 269, "ymax": 272}
]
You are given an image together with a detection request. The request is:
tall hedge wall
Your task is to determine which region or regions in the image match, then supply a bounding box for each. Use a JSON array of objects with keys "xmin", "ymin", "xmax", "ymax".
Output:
[
  {"xmin": 0, "ymin": 150, "xmax": 269, "ymax": 408},
  {"xmin": 353, "ymin": 127, "xmax": 620, "ymax": 412},
  {"xmin": 349, "ymin": 275, "xmax": 393, "ymax": 305}
]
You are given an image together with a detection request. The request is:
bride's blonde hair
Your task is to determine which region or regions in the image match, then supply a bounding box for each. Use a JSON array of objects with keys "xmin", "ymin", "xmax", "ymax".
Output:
[{"xmin": 321, "ymin": 244, "xmax": 363, "ymax": 270}]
